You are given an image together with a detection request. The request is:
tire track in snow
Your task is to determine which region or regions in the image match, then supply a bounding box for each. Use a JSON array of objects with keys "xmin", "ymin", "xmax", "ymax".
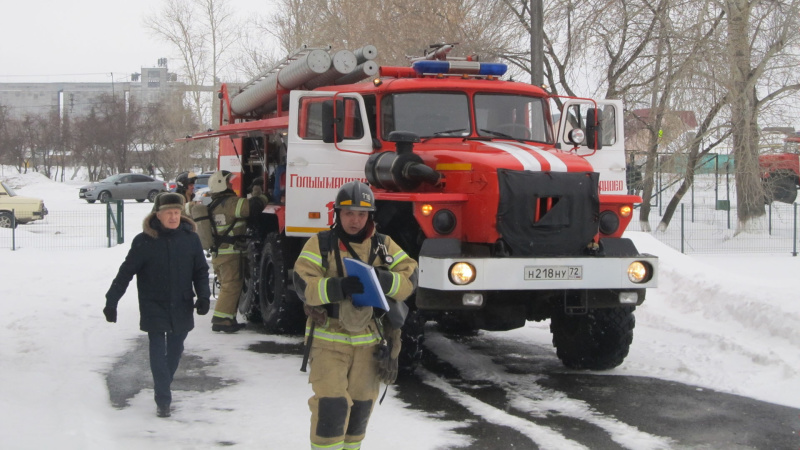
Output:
[
  {"xmin": 417, "ymin": 368, "xmax": 588, "ymax": 450},
  {"xmin": 421, "ymin": 331, "xmax": 675, "ymax": 450}
]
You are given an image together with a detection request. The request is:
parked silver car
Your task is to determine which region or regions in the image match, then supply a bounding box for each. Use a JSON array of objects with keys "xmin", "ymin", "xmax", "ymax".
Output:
[{"xmin": 79, "ymin": 174, "xmax": 167, "ymax": 203}]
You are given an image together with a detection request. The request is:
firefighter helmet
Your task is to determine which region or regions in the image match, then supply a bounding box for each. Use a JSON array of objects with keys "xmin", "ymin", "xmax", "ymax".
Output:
[
  {"xmin": 334, "ymin": 181, "xmax": 375, "ymax": 212},
  {"xmin": 209, "ymin": 170, "xmax": 232, "ymax": 193},
  {"xmin": 175, "ymin": 171, "xmax": 197, "ymax": 188}
]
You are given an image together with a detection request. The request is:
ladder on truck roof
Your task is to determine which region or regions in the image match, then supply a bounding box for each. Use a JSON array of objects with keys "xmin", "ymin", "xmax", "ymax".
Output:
[{"xmin": 236, "ymin": 45, "xmax": 332, "ymax": 96}]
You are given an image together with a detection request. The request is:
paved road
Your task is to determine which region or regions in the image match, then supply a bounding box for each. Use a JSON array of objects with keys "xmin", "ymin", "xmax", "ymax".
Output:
[{"xmin": 107, "ymin": 330, "xmax": 800, "ymax": 449}]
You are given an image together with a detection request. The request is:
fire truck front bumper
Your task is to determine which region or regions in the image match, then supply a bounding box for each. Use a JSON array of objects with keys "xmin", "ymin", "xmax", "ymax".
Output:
[
  {"xmin": 418, "ymin": 254, "xmax": 658, "ymax": 291},
  {"xmin": 416, "ymin": 253, "xmax": 657, "ymax": 310}
]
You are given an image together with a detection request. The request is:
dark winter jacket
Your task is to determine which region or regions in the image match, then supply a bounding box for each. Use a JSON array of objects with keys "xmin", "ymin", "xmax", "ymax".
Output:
[{"xmin": 105, "ymin": 212, "xmax": 210, "ymax": 333}]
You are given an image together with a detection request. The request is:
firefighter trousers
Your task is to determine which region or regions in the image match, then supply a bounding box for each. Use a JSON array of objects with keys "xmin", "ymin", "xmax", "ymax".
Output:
[
  {"xmin": 211, "ymin": 253, "xmax": 242, "ymax": 320},
  {"xmin": 308, "ymin": 344, "xmax": 380, "ymax": 449}
]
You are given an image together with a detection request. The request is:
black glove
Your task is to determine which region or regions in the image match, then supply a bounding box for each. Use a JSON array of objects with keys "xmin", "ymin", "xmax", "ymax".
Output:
[
  {"xmin": 340, "ymin": 276, "xmax": 364, "ymax": 296},
  {"xmin": 103, "ymin": 306, "xmax": 117, "ymax": 323},
  {"xmin": 195, "ymin": 298, "xmax": 210, "ymax": 315}
]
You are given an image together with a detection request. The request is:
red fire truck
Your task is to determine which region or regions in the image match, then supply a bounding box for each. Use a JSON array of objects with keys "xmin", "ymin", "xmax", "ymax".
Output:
[{"xmin": 187, "ymin": 44, "xmax": 657, "ymax": 370}]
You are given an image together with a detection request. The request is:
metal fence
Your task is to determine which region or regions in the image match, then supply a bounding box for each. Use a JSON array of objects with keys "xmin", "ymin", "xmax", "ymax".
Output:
[
  {"xmin": 628, "ymin": 171, "xmax": 799, "ymax": 255},
  {"xmin": 1, "ymin": 201, "xmax": 124, "ymax": 250}
]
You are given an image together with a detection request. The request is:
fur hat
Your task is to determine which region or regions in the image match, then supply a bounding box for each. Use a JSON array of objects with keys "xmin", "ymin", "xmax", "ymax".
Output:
[{"xmin": 153, "ymin": 192, "xmax": 185, "ymax": 211}]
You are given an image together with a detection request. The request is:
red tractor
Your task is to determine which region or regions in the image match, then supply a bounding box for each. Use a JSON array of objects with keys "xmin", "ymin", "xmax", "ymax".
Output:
[{"xmin": 760, "ymin": 133, "xmax": 800, "ymax": 204}]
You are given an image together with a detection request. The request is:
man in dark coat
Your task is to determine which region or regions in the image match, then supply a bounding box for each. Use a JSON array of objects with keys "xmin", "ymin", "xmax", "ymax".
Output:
[{"xmin": 103, "ymin": 192, "xmax": 211, "ymax": 418}]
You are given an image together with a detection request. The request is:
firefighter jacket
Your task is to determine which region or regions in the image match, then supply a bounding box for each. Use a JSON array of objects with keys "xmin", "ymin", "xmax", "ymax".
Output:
[
  {"xmin": 293, "ymin": 227, "xmax": 418, "ymax": 349},
  {"xmin": 105, "ymin": 213, "xmax": 210, "ymax": 333},
  {"xmin": 208, "ymin": 189, "xmax": 266, "ymax": 255}
]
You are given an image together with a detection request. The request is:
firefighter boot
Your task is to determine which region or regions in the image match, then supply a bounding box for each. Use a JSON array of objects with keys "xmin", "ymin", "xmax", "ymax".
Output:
[{"xmin": 211, "ymin": 316, "xmax": 246, "ymax": 333}]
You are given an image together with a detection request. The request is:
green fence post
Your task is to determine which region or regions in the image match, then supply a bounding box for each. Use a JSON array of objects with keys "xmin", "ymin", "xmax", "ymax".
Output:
[
  {"xmin": 681, "ymin": 203, "xmax": 685, "ymax": 254},
  {"xmin": 106, "ymin": 202, "xmax": 112, "ymax": 248},
  {"xmin": 768, "ymin": 203, "xmax": 772, "ymax": 235},
  {"xmin": 117, "ymin": 200, "xmax": 124, "ymax": 244},
  {"xmin": 793, "ymin": 203, "xmax": 797, "ymax": 257},
  {"xmin": 11, "ymin": 208, "xmax": 16, "ymax": 251}
]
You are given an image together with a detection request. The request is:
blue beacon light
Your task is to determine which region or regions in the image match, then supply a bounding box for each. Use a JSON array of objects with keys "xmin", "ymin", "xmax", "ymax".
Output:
[{"xmin": 412, "ymin": 60, "xmax": 507, "ymax": 76}]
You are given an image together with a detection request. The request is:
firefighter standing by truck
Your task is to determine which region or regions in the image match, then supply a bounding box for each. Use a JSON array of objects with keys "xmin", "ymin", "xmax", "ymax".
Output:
[
  {"xmin": 206, "ymin": 170, "xmax": 267, "ymax": 333},
  {"xmin": 293, "ymin": 181, "xmax": 418, "ymax": 450},
  {"xmin": 174, "ymin": 171, "xmax": 197, "ymax": 215}
]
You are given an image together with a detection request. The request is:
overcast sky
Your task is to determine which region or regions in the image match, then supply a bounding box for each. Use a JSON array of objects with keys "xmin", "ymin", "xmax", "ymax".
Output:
[{"xmin": 0, "ymin": 0, "xmax": 272, "ymax": 84}]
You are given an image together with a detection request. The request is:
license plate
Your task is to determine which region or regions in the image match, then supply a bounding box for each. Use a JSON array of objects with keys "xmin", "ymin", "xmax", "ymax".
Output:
[{"xmin": 524, "ymin": 265, "xmax": 583, "ymax": 280}]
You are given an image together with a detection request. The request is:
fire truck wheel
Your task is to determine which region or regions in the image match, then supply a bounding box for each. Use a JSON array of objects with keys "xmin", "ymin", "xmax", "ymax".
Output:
[
  {"xmin": 258, "ymin": 232, "xmax": 305, "ymax": 334},
  {"xmin": 550, "ymin": 306, "xmax": 635, "ymax": 370},
  {"xmin": 239, "ymin": 239, "xmax": 263, "ymax": 323},
  {"xmin": 398, "ymin": 307, "xmax": 426, "ymax": 374}
]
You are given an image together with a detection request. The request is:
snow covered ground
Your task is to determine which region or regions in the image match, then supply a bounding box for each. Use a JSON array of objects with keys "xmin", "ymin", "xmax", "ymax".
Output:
[{"xmin": 1, "ymin": 171, "xmax": 798, "ymax": 449}]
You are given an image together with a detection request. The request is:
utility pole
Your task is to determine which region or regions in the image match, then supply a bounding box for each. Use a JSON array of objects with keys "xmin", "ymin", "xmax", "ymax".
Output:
[{"xmin": 530, "ymin": 0, "xmax": 544, "ymax": 87}]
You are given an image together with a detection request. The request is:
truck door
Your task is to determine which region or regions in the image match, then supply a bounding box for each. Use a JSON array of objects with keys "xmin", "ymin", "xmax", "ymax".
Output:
[
  {"xmin": 285, "ymin": 90, "xmax": 374, "ymax": 237},
  {"xmin": 557, "ymin": 99, "xmax": 627, "ymax": 195}
]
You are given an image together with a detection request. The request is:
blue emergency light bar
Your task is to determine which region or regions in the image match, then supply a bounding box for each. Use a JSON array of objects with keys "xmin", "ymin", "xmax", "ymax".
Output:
[{"xmin": 412, "ymin": 60, "xmax": 508, "ymax": 76}]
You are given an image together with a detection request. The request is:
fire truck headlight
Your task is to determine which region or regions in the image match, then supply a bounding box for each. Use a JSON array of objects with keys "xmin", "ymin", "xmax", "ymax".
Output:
[
  {"xmin": 598, "ymin": 211, "xmax": 620, "ymax": 235},
  {"xmin": 627, "ymin": 261, "xmax": 652, "ymax": 283},
  {"xmin": 449, "ymin": 262, "xmax": 475, "ymax": 285},
  {"xmin": 433, "ymin": 209, "xmax": 456, "ymax": 235}
]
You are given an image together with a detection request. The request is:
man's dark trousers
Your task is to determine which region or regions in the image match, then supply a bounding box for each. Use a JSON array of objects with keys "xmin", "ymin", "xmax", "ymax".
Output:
[{"xmin": 148, "ymin": 331, "xmax": 188, "ymax": 408}]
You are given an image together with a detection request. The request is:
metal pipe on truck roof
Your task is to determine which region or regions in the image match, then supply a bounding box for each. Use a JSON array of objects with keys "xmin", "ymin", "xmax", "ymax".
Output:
[
  {"xmin": 230, "ymin": 49, "xmax": 332, "ymax": 115},
  {"xmin": 334, "ymin": 60, "xmax": 379, "ymax": 85},
  {"xmin": 304, "ymin": 50, "xmax": 358, "ymax": 90},
  {"xmin": 353, "ymin": 45, "xmax": 377, "ymax": 64}
]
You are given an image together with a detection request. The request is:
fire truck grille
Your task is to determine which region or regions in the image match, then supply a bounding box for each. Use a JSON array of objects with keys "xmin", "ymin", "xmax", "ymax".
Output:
[{"xmin": 496, "ymin": 169, "xmax": 600, "ymax": 257}]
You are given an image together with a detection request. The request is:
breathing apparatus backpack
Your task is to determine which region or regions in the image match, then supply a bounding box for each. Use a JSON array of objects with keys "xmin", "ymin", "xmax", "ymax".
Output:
[
  {"xmin": 191, "ymin": 202, "xmax": 216, "ymax": 251},
  {"xmin": 191, "ymin": 197, "xmax": 241, "ymax": 254}
]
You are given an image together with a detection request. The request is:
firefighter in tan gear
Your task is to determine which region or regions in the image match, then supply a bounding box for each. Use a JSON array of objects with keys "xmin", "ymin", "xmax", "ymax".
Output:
[
  {"xmin": 293, "ymin": 181, "xmax": 418, "ymax": 450},
  {"xmin": 207, "ymin": 170, "xmax": 267, "ymax": 333}
]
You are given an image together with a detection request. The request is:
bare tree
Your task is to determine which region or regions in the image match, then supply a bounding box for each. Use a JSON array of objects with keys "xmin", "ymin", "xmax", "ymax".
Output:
[
  {"xmin": 722, "ymin": 0, "xmax": 800, "ymax": 230},
  {"xmin": 145, "ymin": 0, "xmax": 239, "ymax": 126},
  {"xmin": 74, "ymin": 109, "xmax": 111, "ymax": 181},
  {"xmin": 261, "ymin": 0, "xmax": 517, "ymax": 65}
]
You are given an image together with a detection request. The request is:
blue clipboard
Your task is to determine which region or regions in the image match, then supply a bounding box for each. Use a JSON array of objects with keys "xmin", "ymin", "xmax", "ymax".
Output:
[{"xmin": 343, "ymin": 258, "xmax": 390, "ymax": 311}]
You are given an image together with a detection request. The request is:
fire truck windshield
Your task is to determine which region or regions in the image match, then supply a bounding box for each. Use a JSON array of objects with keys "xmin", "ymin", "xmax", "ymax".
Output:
[
  {"xmin": 381, "ymin": 92, "xmax": 470, "ymax": 139},
  {"xmin": 475, "ymin": 94, "xmax": 551, "ymax": 143},
  {"xmin": 380, "ymin": 92, "xmax": 551, "ymax": 143}
]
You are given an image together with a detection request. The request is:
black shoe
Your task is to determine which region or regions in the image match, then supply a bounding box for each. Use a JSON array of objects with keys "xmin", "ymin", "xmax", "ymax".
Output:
[{"xmin": 156, "ymin": 404, "xmax": 171, "ymax": 418}]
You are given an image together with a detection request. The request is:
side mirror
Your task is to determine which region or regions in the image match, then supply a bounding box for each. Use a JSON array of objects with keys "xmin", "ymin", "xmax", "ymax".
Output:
[
  {"xmin": 585, "ymin": 108, "xmax": 603, "ymax": 150},
  {"xmin": 321, "ymin": 100, "xmax": 344, "ymax": 144}
]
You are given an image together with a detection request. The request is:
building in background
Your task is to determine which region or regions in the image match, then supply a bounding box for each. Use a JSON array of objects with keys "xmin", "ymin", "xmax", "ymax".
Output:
[{"xmin": 0, "ymin": 59, "xmax": 183, "ymax": 119}]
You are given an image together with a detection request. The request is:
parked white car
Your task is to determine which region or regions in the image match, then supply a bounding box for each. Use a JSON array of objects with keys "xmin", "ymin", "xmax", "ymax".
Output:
[{"xmin": 0, "ymin": 181, "xmax": 48, "ymax": 228}]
